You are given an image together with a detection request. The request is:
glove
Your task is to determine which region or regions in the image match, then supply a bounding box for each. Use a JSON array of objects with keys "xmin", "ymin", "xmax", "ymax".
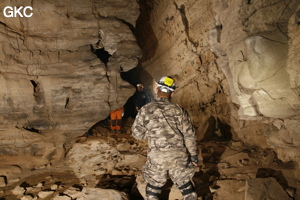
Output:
[{"xmin": 191, "ymin": 155, "xmax": 199, "ymax": 165}]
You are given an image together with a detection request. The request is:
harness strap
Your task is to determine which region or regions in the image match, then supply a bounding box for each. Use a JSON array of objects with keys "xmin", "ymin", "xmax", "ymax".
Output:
[
  {"xmin": 147, "ymin": 183, "xmax": 162, "ymax": 190},
  {"xmin": 146, "ymin": 190, "xmax": 160, "ymax": 197},
  {"xmin": 178, "ymin": 181, "xmax": 195, "ymax": 196},
  {"xmin": 146, "ymin": 183, "xmax": 162, "ymax": 197},
  {"xmin": 179, "ymin": 181, "xmax": 193, "ymax": 190},
  {"xmin": 182, "ymin": 187, "xmax": 195, "ymax": 196}
]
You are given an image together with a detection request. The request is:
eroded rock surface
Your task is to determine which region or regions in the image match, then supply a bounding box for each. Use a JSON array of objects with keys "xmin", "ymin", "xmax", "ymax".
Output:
[
  {"xmin": 0, "ymin": 0, "xmax": 141, "ymax": 170},
  {"xmin": 1, "ymin": 122, "xmax": 298, "ymax": 200},
  {"xmin": 136, "ymin": 0, "xmax": 300, "ymax": 168},
  {"xmin": 66, "ymin": 135, "xmax": 146, "ymax": 187},
  {"xmin": 0, "ymin": 0, "xmax": 300, "ymax": 199}
]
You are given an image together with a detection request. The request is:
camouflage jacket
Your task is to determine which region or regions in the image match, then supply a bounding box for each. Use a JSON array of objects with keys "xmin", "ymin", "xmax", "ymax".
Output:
[{"xmin": 132, "ymin": 97, "xmax": 197, "ymax": 156}]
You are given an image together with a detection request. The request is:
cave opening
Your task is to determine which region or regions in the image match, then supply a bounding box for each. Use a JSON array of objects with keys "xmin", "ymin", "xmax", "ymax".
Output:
[
  {"xmin": 201, "ymin": 116, "xmax": 232, "ymax": 142},
  {"xmin": 121, "ymin": 65, "xmax": 151, "ymax": 120},
  {"xmin": 93, "ymin": 47, "xmax": 112, "ymax": 65},
  {"xmin": 85, "ymin": 69, "xmax": 143, "ymax": 137},
  {"xmin": 121, "ymin": 66, "xmax": 141, "ymax": 87}
]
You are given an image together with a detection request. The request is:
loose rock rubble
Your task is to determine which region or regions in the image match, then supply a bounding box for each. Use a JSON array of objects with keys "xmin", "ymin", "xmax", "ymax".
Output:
[
  {"xmin": 199, "ymin": 140, "xmax": 298, "ymax": 200},
  {"xmin": 0, "ymin": 120, "xmax": 298, "ymax": 200}
]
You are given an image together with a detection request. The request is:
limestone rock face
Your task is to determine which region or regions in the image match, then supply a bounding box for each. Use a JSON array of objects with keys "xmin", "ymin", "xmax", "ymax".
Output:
[
  {"xmin": 137, "ymin": 0, "xmax": 300, "ymax": 164},
  {"xmin": 211, "ymin": 1, "xmax": 300, "ymax": 163},
  {"xmin": 210, "ymin": 1, "xmax": 300, "ymax": 117},
  {"xmin": 212, "ymin": 180, "xmax": 245, "ymax": 200},
  {"xmin": 10, "ymin": 181, "xmax": 130, "ymax": 200},
  {"xmin": 0, "ymin": 0, "xmax": 141, "ymax": 166},
  {"xmin": 66, "ymin": 136, "xmax": 146, "ymax": 187},
  {"xmin": 245, "ymin": 177, "xmax": 292, "ymax": 200},
  {"xmin": 1, "ymin": 0, "xmax": 300, "ymax": 199},
  {"xmin": 75, "ymin": 187, "xmax": 130, "ymax": 200}
]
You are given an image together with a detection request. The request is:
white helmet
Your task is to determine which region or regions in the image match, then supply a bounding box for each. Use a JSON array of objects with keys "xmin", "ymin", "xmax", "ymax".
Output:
[
  {"xmin": 157, "ymin": 76, "xmax": 176, "ymax": 92},
  {"xmin": 136, "ymin": 83, "xmax": 144, "ymax": 88}
]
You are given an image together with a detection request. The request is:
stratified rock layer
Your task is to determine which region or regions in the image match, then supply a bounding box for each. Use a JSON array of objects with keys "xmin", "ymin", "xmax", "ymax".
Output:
[
  {"xmin": 0, "ymin": 0, "xmax": 300, "ymax": 199},
  {"xmin": 138, "ymin": 0, "xmax": 300, "ymax": 164},
  {"xmin": 0, "ymin": 0, "xmax": 141, "ymax": 167}
]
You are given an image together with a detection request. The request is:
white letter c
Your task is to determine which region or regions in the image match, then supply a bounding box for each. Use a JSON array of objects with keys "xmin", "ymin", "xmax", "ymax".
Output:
[{"xmin": 23, "ymin": 6, "xmax": 33, "ymax": 17}]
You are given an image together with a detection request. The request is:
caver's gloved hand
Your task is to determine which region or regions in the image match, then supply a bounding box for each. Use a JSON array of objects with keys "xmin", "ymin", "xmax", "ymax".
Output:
[{"xmin": 191, "ymin": 155, "xmax": 199, "ymax": 166}]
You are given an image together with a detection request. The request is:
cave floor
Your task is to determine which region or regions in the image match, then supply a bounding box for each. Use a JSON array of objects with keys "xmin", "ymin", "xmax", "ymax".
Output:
[{"xmin": 0, "ymin": 118, "xmax": 296, "ymax": 200}]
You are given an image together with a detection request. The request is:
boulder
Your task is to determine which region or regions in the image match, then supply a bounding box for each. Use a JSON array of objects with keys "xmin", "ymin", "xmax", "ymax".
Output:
[{"xmin": 245, "ymin": 177, "xmax": 292, "ymax": 200}]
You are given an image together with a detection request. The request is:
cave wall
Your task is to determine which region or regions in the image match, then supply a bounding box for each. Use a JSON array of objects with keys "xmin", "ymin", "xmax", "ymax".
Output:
[
  {"xmin": 1, "ymin": 0, "xmax": 300, "ymax": 179},
  {"xmin": 137, "ymin": 0, "xmax": 300, "ymax": 164},
  {"xmin": 0, "ymin": 0, "xmax": 141, "ymax": 166}
]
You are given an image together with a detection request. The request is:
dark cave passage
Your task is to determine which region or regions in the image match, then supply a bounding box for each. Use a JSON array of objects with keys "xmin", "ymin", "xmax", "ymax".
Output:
[
  {"xmin": 85, "ymin": 67, "xmax": 142, "ymax": 134},
  {"xmin": 93, "ymin": 47, "xmax": 112, "ymax": 66},
  {"xmin": 201, "ymin": 117, "xmax": 232, "ymax": 142}
]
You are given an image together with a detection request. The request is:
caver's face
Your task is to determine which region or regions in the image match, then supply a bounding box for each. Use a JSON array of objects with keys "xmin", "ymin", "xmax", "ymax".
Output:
[{"xmin": 137, "ymin": 86, "xmax": 143, "ymax": 92}]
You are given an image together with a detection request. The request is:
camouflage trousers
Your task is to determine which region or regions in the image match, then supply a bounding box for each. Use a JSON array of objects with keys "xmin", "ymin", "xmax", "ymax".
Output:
[{"xmin": 143, "ymin": 150, "xmax": 197, "ymax": 200}]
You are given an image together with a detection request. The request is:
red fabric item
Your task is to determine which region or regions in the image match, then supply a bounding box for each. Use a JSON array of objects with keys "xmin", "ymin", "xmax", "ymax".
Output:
[{"xmin": 110, "ymin": 107, "xmax": 123, "ymax": 130}]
